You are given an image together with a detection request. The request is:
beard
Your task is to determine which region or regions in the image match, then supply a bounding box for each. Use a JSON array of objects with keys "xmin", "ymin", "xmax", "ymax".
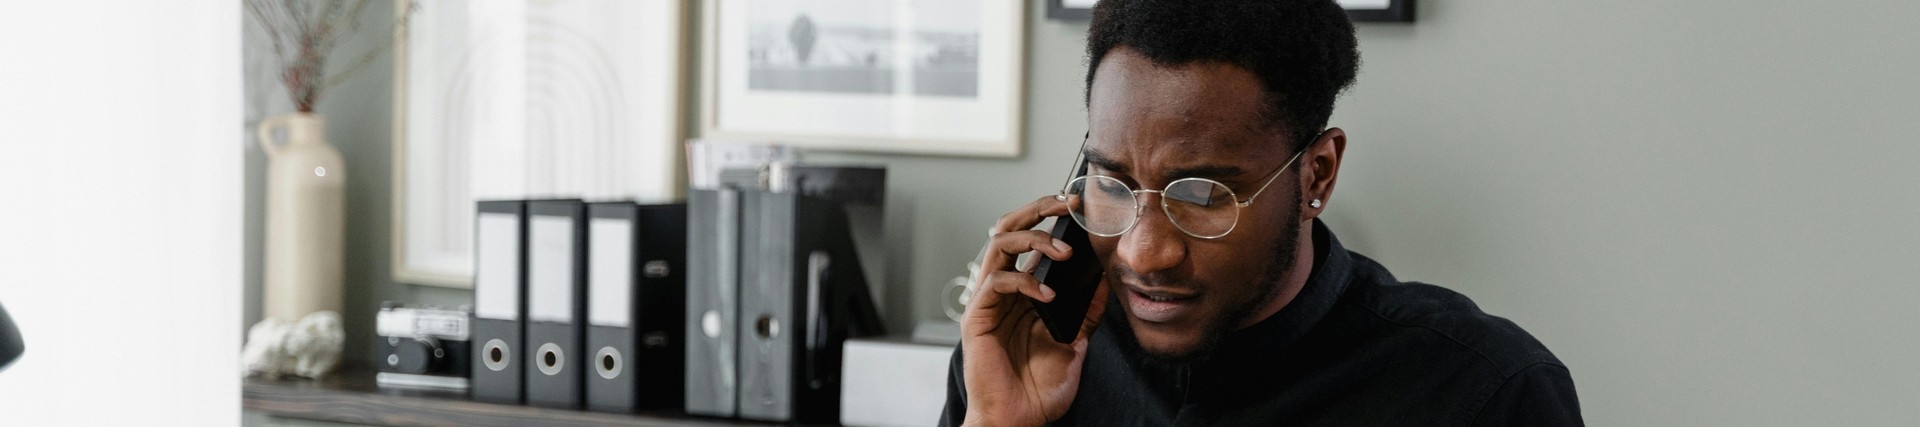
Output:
[{"xmin": 1123, "ymin": 198, "xmax": 1303, "ymax": 367}]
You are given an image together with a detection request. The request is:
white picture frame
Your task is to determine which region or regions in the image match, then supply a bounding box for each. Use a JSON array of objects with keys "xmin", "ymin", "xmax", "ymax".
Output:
[
  {"xmin": 702, "ymin": 0, "xmax": 1027, "ymax": 157},
  {"xmin": 392, "ymin": 0, "xmax": 689, "ymax": 288}
]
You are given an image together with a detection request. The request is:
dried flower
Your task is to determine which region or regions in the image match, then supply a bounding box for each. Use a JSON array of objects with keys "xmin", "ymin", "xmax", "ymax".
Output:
[{"xmin": 246, "ymin": 0, "xmax": 411, "ymax": 112}]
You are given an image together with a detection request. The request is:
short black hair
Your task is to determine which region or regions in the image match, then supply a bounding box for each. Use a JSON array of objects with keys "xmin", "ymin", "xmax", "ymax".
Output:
[{"xmin": 1086, "ymin": 0, "xmax": 1360, "ymax": 149}]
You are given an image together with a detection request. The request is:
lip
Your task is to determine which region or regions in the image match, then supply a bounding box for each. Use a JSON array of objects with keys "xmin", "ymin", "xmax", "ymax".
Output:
[{"xmin": 1124, "ymin": 285, "xmax": 1201, "ymax": 324}]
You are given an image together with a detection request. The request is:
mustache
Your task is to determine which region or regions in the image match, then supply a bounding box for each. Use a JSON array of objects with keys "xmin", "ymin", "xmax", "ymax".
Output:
[{"xmin": 1105, "ymin": 262, "xmax": 1200, "ymax": 291}]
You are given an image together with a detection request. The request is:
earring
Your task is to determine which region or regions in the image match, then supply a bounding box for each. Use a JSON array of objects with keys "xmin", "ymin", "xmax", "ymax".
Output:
[{"xmin": 1310, "ymin": 199, "xmax": 1323, "ymax": 209}]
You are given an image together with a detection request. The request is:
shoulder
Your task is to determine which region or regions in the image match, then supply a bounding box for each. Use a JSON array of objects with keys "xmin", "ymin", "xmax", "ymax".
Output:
[{"xmin": 1342, "ymin": 254, "xmax": 1565, "ymax": 377}]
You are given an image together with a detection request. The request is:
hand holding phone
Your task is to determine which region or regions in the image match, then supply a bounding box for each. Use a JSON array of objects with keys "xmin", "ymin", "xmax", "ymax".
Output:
[
  {"xmin": 1030, "ymin": 214, "xmax": 1104, "ymax": 343},
  {"xmin": 957, "ymin": 195, "xmax": 1112, "ymax": 426}
]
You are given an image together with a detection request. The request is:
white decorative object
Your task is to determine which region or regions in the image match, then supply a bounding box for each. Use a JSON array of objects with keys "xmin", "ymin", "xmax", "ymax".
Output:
[
  {"xmin": 393, "ymin": 0, "xmax": 690, "ymax": 287},
  {"xmin": 703, "ymin": 0, "xmax": 1027, "ymax": 157},
  {"xmin": 840, "ymin": 338, "xmax": 956, "ymax": 426},
  {"xmin": 259, "ymin": 112, "xmax": 346, "ymax": 321},
  {"xmin": 242, "ymin": 311, "xmax": 346, "ymax": 379}
]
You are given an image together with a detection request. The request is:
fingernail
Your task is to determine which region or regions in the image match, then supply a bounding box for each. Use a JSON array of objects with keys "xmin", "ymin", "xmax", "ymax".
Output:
[
  {"xmin": 1052, "ymin": 239, "xmax": 1072, "ymax": 253},
  {"xmin": 1040, "ymin": 284, "xmax": 1057, "ymax": 300}
]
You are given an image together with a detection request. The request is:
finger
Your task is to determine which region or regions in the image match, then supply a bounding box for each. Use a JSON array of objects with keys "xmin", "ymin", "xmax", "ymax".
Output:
[
  {"xmin": 981, "ymin": 269, "xmax": 1055, "ymax": 303},
  {"xmin": 991, "ymin": 195, "xmax": 1073, "ymax": 236},
  {"xmin": 1077, "ymin": 276, "xmax": 1112, "ymax": 342},
  {"xmin": 983, "ymin": 230, "xmax": 1073, "ymax": 273}
]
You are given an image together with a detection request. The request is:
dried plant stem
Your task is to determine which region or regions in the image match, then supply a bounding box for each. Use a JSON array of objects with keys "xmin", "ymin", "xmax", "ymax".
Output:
[{"xmin": 247, "ymin": 0, "xmax": 410, "ymax": 113}]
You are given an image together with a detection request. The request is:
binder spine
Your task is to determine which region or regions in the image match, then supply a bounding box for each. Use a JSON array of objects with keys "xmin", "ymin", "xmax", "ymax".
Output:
[
  {"xmin": 636, "ymin": 204, "xmax": 689, "ymax": 410},
  {"xmin": 585, "ymin": 202, "xmax": 639, "ymax": 413},
  {"xmin": 471, "ymin": 200, "xmax": 528, "ymax": 404},
  {"xmin": 525, "ymin": 200, "xmax": 587, "ymax": 409},
  {"xmin": 686, "ymin": 190, "xmax": 740, "ymax": 417}
]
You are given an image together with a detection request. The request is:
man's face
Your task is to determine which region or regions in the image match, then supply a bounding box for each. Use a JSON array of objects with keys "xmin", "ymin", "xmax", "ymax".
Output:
[{"xmin": 1085, "ymin": 47, "xmax": 1305, "ymax": 361}]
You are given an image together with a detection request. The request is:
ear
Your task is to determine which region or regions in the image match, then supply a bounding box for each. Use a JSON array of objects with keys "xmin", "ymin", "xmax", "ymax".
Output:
[{"xmin": 1300, "ymin": 127, "xmax": 1347, "ymax": 221}]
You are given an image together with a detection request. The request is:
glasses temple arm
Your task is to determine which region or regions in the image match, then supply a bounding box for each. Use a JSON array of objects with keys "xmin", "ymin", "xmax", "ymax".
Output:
[{"xmin": 1236, "ymin": 149, "xmax": 1306, "ymax": 207}]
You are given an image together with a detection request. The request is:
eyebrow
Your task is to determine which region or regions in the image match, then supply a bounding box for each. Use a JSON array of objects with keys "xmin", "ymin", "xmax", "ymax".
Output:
[{"xmin": 1083, "ymin": 149, "xmax": 1248, "ymax": 183}]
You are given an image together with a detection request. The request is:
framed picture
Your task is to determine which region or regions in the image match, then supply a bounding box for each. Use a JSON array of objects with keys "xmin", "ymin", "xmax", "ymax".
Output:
[
  {"xmin": 702, "ymin": 0, "xmax": 1026, "ymax": 157},
  {"xmin": 1047, "ymin": 0, "xmax": 1414, "ymax": 23},
  {"xmin": 391, "ymin": 0, "xmax": 689, "ymax": 287},
  {"xmin": 1047, "ymin": 0, "xmax": 1096, "ymax": 20},
  {"xmin": 1340, "ymin": 0, "xmax": 1415, "ymax": 22}
]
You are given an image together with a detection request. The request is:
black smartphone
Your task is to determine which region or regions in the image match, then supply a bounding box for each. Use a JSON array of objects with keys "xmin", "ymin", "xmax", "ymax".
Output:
[{"xmin": 1029, "ymin": 159, "xmax": 1104, "ymax": 343}]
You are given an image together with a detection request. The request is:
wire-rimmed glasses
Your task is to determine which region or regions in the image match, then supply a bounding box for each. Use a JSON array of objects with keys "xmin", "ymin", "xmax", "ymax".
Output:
[{"xmin": 1056, "ymin": 141, "xmax": 1306, "ymax": 240}]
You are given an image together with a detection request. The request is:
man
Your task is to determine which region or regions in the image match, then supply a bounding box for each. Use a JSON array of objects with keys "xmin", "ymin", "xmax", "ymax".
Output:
[{"xmin": 941, "ymin": 0, "xmax": 1582, "ymax": 425}]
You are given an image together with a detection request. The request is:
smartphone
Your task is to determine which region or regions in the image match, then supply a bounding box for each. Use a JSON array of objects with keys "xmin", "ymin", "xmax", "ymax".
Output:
[{"xmin": 1029, "ymin": 159, "xmax": 1105, "ymax": 343}]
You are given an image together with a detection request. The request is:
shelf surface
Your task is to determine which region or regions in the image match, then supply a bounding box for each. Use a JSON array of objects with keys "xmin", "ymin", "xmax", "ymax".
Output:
[{"xmin": 242, "ymin": 365, "xmax": 767, "ymax": 427}]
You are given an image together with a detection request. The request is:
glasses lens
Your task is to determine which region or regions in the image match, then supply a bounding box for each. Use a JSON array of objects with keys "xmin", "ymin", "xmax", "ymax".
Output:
[
  {"xmin": 1067, "ymin": 175, "xmax": 1137, "ymax": 236},
  {"xmin": 1162, "ymin": 178, "xmax": 1239, "ymax": 238}
]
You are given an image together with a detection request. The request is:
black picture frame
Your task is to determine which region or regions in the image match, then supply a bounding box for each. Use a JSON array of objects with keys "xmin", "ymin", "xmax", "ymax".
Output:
[
  {"xmin": 1047, "ymin": 0, "xmax": 1093, "ymax": 21},
  {"xmin": 1344, "ymin": 0, "xmax": 1416, "ymax": 23},
  {"xmin": 1046, "ymin": 0, "xmax": 1415, "ymax": 23}
]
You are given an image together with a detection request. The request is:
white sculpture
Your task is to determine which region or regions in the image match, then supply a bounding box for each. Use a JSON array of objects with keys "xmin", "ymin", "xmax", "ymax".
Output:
[{"xmin": 242, "ymin": 310, "xmax": 344, "ymax": 379}]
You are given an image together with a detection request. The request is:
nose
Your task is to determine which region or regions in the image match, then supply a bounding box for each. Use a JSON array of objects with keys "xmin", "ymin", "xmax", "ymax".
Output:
[{"xmin": 1115, "ymin": 192, "xmax": 1186, "ymax": 275}]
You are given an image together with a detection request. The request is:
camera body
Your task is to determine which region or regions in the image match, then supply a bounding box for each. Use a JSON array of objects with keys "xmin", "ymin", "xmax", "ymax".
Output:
[{"xmin": 375, "ymin": 302, "xmax": 472, "ymax": 390}]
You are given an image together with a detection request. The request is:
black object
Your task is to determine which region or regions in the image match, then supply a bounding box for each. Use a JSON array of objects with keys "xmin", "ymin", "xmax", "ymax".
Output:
[
  {"xmin": 1032, "ymin": 159, "xmax": 1106, "ymax": 344},
  {"xmin": 1048, "ymin": 0, "xmax": 1414, "ymax": 23},
  {"xmin": 375, "ymin": 303, "xmax": 472, "ymax": 389},
  {"xmin": 736, "ymin": 191, "xmax": 885, "ymax": 423},
  {"xmin": 584, "ymin": 202, "xmax": 689, "ymax": 413},
  {"xmin": 0, "ymin": 302, "xmax": 20, "ymax": 373},
  {"xmin": 685, "ymin": 189, "xmax": 742, "ymax": 418},
  {"xmin": 1046, "ymin": 0, "xmax": 1092, "ymax": 21},
  {"xmin": 470, "ymin": 200, "xmax": 529, "ymax": 404},
  {"xmin": 525, "ymin": 200, "xmax": 588, "ymax": 409},
  {"xmin": 685, "ymin": 188, "xmax": 886, "ymax": 423},
  {"xmin": 1030, "ymin": 212, "xmax": 1105, "ymax": 344},
  {"xmin": 1346, "ymin": 0, "xmax": 1415, "ymax": 22}
]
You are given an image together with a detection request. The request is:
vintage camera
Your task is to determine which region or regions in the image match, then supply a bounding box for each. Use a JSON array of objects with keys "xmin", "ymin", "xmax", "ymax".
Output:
[{"xmin": 375, "ymin": 302, "xmax": 472, "ymax": 390}]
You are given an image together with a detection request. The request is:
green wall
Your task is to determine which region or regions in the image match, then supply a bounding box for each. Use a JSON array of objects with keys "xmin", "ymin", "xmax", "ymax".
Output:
[{"xmin": 245, "ymin": 1, "xmax": 1920, "ymax": 425}]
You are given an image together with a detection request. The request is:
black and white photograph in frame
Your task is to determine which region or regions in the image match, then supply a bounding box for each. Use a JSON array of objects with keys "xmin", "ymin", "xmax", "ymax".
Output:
[
  {"xmin": 392, "ymin": 0, "xmax": 688, "ymax": 287},
  {"xmin": 1048, "ymin": 0, "xmax": 1414, "ymax": 23},
  {"xmin": 705, "ymin": 0, "xmax": 1025, "ymax": 157}
]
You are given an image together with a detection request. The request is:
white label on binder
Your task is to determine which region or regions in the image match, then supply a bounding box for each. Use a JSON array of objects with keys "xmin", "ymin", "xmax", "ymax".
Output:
[
  {"xmin": 475, "ymin": 213, "xmax": 522, "ymax": 320},
  {"xmin": 529, "ymin": 215, "xmax": 576, "ymax": 323},
  {"xmin": 588, "ymin": 218, "xmax": 635, "ymax": 327}
]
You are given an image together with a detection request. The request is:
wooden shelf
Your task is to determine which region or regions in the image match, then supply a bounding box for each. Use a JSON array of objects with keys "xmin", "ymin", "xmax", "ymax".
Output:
[{"xmin": 242, "ymin": 365, "xmax": 768, "ymax": 427}]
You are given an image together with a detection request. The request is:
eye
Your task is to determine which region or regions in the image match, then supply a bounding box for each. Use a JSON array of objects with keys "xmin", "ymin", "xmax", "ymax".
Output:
[
  {"xmin": 1165, "ymin": 180, "xmax": 1232, "ymax": 207},
  {"xmin": 1094, "ymin": 178, "xmax": 1131, "ymax": 197}
]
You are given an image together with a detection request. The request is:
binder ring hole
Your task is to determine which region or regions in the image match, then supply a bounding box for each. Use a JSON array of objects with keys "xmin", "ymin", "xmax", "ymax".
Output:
[
  {"xmin": 594, "ymin": 346, "xmax": 623, "ymax": 380},
  {"xmin": 701, "ymin": 310, "xmax": 723, "ymax": 338},
  {"xmin": 482, "ymin": 339, "xmax": 510, "ymax": 371},
  {"xmin": 755, "ymin": 315, "xmax": 781, "ymax": 339},
  {"xmin": 536, "ymin": 343, "xmax": 564, "ymax": 376}
]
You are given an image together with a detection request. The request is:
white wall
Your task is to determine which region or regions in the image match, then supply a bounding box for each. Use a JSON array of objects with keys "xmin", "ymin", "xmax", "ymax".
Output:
[{"xmin": 0, "ymin": 1, "xmax": 242, "ymax": 425}]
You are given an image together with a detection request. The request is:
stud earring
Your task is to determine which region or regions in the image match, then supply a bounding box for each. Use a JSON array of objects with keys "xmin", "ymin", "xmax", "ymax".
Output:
[{"xmin": 1310, "ymin": 199, "xmax": 1323, "ymax": 209}]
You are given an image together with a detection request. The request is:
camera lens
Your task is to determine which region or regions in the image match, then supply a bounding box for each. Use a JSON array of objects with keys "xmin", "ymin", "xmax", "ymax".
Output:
[{"xmin": 394, "ymin": 338, "xmax": 443, "ymax": 374}]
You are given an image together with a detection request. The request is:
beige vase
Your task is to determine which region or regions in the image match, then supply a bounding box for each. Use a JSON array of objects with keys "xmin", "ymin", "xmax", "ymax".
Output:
[{"xmin": 259, "ymin": 112, "xmax": 346, "ymax": 322}]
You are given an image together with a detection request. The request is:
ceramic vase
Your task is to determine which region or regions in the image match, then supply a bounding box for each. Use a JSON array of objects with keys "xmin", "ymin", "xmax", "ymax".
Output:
[{"xmin": 258, "ymin": 112, "xmax": 346, "ymax": 321}]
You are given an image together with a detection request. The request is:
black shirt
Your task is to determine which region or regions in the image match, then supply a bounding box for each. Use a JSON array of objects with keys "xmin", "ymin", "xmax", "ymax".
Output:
[{"xmin": 941, "ymin": 220, "xmax": 1583, "ymax": 426}]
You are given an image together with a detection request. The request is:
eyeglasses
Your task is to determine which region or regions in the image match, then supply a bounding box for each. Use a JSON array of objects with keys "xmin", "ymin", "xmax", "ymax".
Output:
[{"xmin": 1055, "ymin": 136, "xmax": 1308, "ymax": 240}]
